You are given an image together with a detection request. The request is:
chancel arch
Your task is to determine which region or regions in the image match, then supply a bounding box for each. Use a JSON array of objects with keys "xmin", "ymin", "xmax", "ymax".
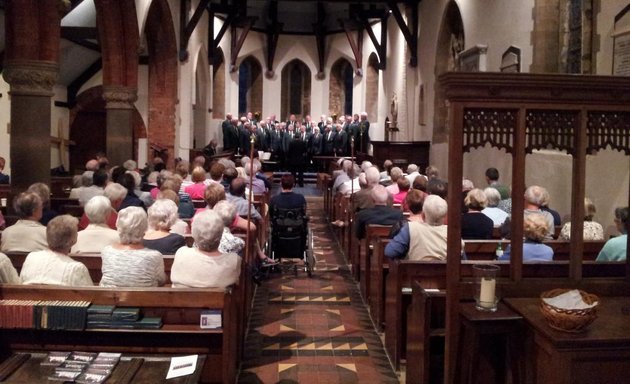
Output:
[
  {"xmin": 238, "ymin": 56, "xmax": 263, "ymax": 116},
  {"xmin": 329, "ymin": 58, "xmax": 354, "ymax": 118},
  {"xmin": 144, "ymin": 0, "xmax": 178, "ymax": 166},
  {"xmin": 193, "ymin": 47, "xmax": 210, "ymax": 148},
  {"xmin": 432, "ymin": 0, "xmax": 464, "ymax": 144},
  {"xmin": 366, "ymin": 53, "xmax": 380, "ymax": 123},
  {"xmin": 212, "ymin": 48, "xmax": 226, "ymax": 119},
  {"xmin": 280, "ymin": 59, "xmax": 312, "ymax": 121}
]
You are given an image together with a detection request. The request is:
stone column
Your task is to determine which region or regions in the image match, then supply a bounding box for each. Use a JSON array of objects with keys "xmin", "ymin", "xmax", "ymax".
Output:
[
  {"xmin": 2, "ymin": 60, "xmax": 58, "ymax": 194},
  {"xmin": 102, "ymin": 85, "xmax": 138, "ymax": 166}
]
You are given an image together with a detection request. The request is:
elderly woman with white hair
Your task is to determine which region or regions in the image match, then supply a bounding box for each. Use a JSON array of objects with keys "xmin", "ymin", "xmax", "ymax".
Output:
[
  {"xmin": 499, "ymin": 213, "xmax": 554, "ymax": 262},
  {"xmin": 1, "ymin": 192, "xmax": 47, "ymax": 252},
  {"xmin": 245, "ymin": 159, "xmax": 266, "ymax": 194},
  {"xmin": 171, "ymin": 210, "xmax": 241, "ymax": 289},
  {"xmin": 72, "ymin": 196, "xmax": 120, "ymax": 253},
  {"xmin": 213, "ymin": 200, "xmax": 245, "ymax": 255},
  {"xmin": 461, "ymin": 188, "xmax": 494, "ymax": 239},
  {"xmin": 100, "ymin": 207, "xmax": 166, "ymax": 287},
  {"xmin": 142, "ymin": 199, "xmax": 187, "ymax": 254},
  {"xmin": 20, "ymin": 215, "xmax": 93, "ymax": 286}
]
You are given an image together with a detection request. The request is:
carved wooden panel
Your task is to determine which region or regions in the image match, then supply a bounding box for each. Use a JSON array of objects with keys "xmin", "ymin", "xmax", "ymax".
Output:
[
  {"xmin": 587, "ymin": 111, "xmax": 630, "ymax": 155},
  {"xmin": 462, "ymin": 108, "xmax": 517, "ymax": 153},
  {"xmin": 525, "ymin": 110, "xmax": 578, "ymax": 155}
]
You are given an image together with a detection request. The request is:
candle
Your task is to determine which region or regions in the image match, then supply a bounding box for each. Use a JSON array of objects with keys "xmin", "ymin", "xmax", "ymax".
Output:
[{"xmin": 479, "ymin": 277, "xmax": 496, "ymax": 309}]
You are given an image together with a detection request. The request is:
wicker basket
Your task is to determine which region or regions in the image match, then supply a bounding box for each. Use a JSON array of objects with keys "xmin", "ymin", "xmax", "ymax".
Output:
[{"xmin": 539, "ymin": 289, "xmax": 599, "ymax": 333}]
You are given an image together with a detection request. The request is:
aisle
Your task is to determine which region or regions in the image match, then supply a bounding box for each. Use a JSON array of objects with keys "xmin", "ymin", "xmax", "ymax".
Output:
[{"xmin": 239, "ymin": 196, "xmax": 399, "ymax": 383}]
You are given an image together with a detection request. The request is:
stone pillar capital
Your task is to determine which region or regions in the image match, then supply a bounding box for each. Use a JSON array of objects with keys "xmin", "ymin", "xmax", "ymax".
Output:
[
  {"xmin": 102, "ymin": 85, "xmax": 138, "ymax": 109},
  {"xmin": 2, "ymin": 60, "xmax": 58, "ymax": 96}
]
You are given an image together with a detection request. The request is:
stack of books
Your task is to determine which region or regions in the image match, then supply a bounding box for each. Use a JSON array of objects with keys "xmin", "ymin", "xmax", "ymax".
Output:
[
  {"xmin": 86, "ymin": 305, "xmax": 162, "ymax": 329},
  {"xmin": 43, "ymin": 351, "xmax": 120, "ymax": 383},
  {"xmin": 0, "ymin": 300, "xmax": 90, "ymax": 330}
]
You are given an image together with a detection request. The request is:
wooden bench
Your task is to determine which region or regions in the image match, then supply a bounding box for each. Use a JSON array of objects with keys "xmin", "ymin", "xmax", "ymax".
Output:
[
  {"xmin": 388, "ymin": 259, "xmax": 627, "ymax": 372},
  {"xmin": 358, "ymin": 224, "xmax": 392, "ymax": 302},
  {"xmin": 0, "ymin": 284, "xmax": 240, "ymax": 384}
]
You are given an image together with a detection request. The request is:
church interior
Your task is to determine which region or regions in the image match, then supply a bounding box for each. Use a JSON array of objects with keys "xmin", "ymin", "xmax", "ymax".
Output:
[{"xmin": 0, "ymin": 0, "xmax": 629, "ymax": 383}]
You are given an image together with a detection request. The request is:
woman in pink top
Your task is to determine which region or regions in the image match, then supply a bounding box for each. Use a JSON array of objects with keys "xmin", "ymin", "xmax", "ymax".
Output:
[
  {"xmin": 184, "ymin": 166, "xmax": 207, "ymax": 199},
  {"xmin": 393, "ymin": 177, "xmax": 410, "ymax": 205}
]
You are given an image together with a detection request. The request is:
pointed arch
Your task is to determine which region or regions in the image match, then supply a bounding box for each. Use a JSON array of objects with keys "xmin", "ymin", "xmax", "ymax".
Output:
[
  {"xmin": 280, "ymin": 59, "xmax": 312, "ymax": 121},
  {"xmin": 238, "ymin": 56, "xmax": 263, "ymax": 116},
  {"xmin": 432, "ymin": 1, "xmax": 464, "ymax": 144},
  {"xmin": 212, "ymin": 48, "xmax": 226, "ymax": 119},
  {"xmin": 366, "ymin": 53, "xmax": 380, "ymax": 122},
  {"xmin": 329, "ymin": 58, "xmax": 354, "ymax": 117},
  {"xmin": 144, "ymin": 0, "xmax": 178, "ymax": 166},
  {"xmin": 193, "ymin": 47, "xmax": 210, "ymax": 148}
]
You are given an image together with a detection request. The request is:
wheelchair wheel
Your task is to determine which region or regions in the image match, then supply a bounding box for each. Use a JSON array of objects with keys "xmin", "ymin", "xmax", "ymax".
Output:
[{"xmin": 305, "ymin": 228, "xmax": 315, "ymax": 278}]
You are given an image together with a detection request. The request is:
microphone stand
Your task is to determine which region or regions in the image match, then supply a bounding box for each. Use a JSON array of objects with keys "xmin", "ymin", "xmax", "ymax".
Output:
[{"xmin": 246, "ymin": 134, "xmax": 255, "ymax": 266}]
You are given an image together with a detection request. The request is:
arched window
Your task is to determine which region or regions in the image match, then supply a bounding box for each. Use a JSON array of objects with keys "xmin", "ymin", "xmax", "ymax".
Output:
[
  {"xmin": 281, "ymin": 59, "xmax": 311, "ymax": 120},
  {"xmin": 212, "ymin": 48, "xmax": 225, "ymax": 119},
  {"xmin": 329, "ymin": 58, "xmax": 354, "ymax": 117},
  {"xmin": 238, "ymin": 56, "xmax": 263, "ymax": 115}
]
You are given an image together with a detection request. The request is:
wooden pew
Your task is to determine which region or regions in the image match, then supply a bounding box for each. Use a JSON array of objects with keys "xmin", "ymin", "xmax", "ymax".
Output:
[
  {"xmin": 369, "ymin": 237, "xmax": 391, "ymax": 331},
  {"xmin": 462, "ymin": 240, "xmax": 605, "ymax": 262},
  {"xmin": 389, "ymin": 260, "xmax": 627, "ymax": 373},
  {"xmin": 50, "ymin": 177, "xmax": 74, "ymax": 197},
  {"xmin": 0, "ymin": 284, "xmax": 240, "ymax": 384},
  {"xmin": 359, "ymin": 224, "xmax": 392, "ymax": 301},
  {"xmin": 50, "ymin": 197, "xmax": 79, "ymax": 213}
]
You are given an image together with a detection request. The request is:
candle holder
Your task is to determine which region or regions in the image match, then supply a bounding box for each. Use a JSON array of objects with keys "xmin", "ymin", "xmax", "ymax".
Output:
[{"xmin": 474, "ymin": 264, "xmax": 500, "ymax": 312}]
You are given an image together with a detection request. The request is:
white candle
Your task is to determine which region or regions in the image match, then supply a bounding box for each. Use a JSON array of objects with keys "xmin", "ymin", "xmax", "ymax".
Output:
[{"xmin": 479, "ymin": 277, "xmax": 496, "ymax": 308}]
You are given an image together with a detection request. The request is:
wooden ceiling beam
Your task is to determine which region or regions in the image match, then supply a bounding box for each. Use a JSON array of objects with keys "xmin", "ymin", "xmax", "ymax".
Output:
[
  {"xmin": 313, "ymin": 1, "xmax": 328, "ymax": 78},
  {"xmin": 179, "ymin": 0, "xmax": 211, "ymax": 62},
  {"xmin": 230, "ymin": 16, "xmax": 257, "ymax": 71},
  {"xmin": 387, "ymin": 1, "xmax": 418, "ymax": 66},
  {"xmin": 265, "ymin": 1, "xmax": 283, "ymax": 77},
  {"xmin": 339, "ymin": 19, "xmax": 363, "ymax": 75},
  {"xmin": 355, "ymin": 7, "xmax": 389, "ymax": 70}
]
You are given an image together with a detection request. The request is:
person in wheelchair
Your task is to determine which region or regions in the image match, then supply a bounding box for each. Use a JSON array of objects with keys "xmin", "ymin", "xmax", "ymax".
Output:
[{"xmin": 270, "ymin": 174, "xmax": 307, "ymax": 214}]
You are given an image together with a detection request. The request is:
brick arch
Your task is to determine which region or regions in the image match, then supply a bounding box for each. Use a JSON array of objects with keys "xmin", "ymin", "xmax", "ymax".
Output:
[
  {"xmin": 70, "ymin": 86, "xmax": 146, "ymax": 172},
  {"xmin": 144, "ymin": 0, "xmax": 178, "ymax": 167},
  {"xmin": 212, "ymin": 48, "xmax": 226, "ymax": 119},
  {"xmin": 281, "ymin": 59, "xmax": 312, "ymax": 121},
  {"xmin": 366, "ymin": 53, "xmax": 380, "ymax": 122},
  {"xmin": 433, "ymin": 0, "xmax": 464, "ymax": 144},
  {"xmin": 238, "ymin": 56, "xmax": 263, "ymax": 116},
  {"xmin": 329, "ymin": 58, "xmax": 354, "ymax": 118}
]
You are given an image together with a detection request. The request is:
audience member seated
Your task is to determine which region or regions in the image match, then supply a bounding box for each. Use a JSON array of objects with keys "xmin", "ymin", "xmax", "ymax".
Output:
[
  {"xmin": 405, "ymin": 164, "xmax": 421, "ymax": 184},
  {"xmin": 221, "ymin": 166, "xmax": 238, "ymax": 191},
  {"xmin": 176, "ymin": 162, "xmax": 193, "ymax": 193},
  {"xmin": 485, "ymin": 167, "xmax": 510, "ymax": 200},
  {"xmin": 156, "ymin": 189, "xmax": 189, "ymax": 235},
  {"xmin": 100, "ymin": 206, "xmax": 166, "ymax": 287},
  {"xmin": 227, "ymin": 178, "xmax": 262, "ymax": 220},
  {"xmin": 72, "ymin": 196, "xmax": 120, "ymax": 253},
  {"xmin": 118, "ymin": 173, "xmax": 146, "ymax": 210},
  {"xmin": 184, "ymin": 166, "xmax": 208, "ymax": 199},
  {"xmin": 78, "ymin": 169, "xmax": 108, "ymax": 206},
  {"xmin": 149, "ymin": 170, "xmax": 172, "ymax": 200},
  {"xmin": 142, "ymin": 199, "xmax": 187, "ymax": 254},
  {"xmin": 596, "ymin": 207, "xmax": 628, "ymax": 262},
  {"xmin": 28, "ymin": 182, "xmax": 58, "ymax": 225},
  {"xmin": 385, "ymin": 167, "xmax": 403, "ymax": 195},
  {"xmin": 270, "ymin": 174, "xmax": 307, "ymax": 214},
  {"xmin": 461, "ymin": 179, "xmax": 475, "ymax": 213},
  {"xmin": 1, "ymin": 192, "xmax": 47, "ymax": 252},
  {"xmin": 214, "ymin": 200, "xmax": 245, "ymax": 255},
  {"xmin": 559, "ymin": 198, "xmax": 604, "ymax": 240},
  {"xmin": 482, "ymin": 187, "xmax": 509, "ymax": 227},
  {"xmin": 499, "ymin": 213, "xmax": 554, "ymax": 262},
  {"xmin": 129, "ymin": 170, "xmax": 153, "ymax": 207},
  {"xmin": 79, "ymin": 182, "xmax": 127, "ymax": 230},
  {"xmin": 161, "ymin": 177, "xmax": 194, "ymax": 219},
  {"xmin": 379, "ymin": 159, "xmax": 393, "ymax": 184},
  {"xmin": 427, "ymin": 178, "xmax": 448, "ymax": 199},
  {"xmin": 20, "ymin": 215, "xmax": 93, "ymax": 286},
  {"xmin": 425, "ymin": 165, "xmax": 440, "ymax": 180},
  {"xmin": 0, "ymin": 211, "xmax": 5, "ymax": 230},
  {"xmin": 354, "ymin": 185, "xmax": 404, "ymax": 240},
  {"xmin": 0, "ymin": 156, "xmax": 9, "ymax": 184},
  {"xmin": 393, "ymin": 177, "xmax": 410, "ymax": 205},
  {"xmin": 501, "ymin": 185, "xmax": 554, "ymax": 240},
  {"xmin": 461, "ymin": 188, "xmax": 494, "ymax": 239},
  {"xmin": 338, "ymin": 165, "xmax": 361, "ymax": 196},
  {"xmin": 69, "ymin": 171, "xmax": 92, "ymax": 200},
  {"xmin": 0, "ymin": 252, "xmax": 20, "ymax": 284},
  {"xmin": 171, "ymin": 210, "xmax": 242, "ymax": 289},
  {"xmin": 332, "ymin": 160, "xmax": 353, "ymax": 193},
  {"xmin": 412, "ymin": 175, "xmax": 428, "ymax": 193},
  {"xmin": 385, "ymin": 195, "xmax": 462, "ymax": 261},
  {"xmin": 209, "ymin": 162, "xmax": 225, "ymax": 186},
  {"xmin": 245, "ymin": 159, "xmax": 267, "ymax": 194},
  {"xmin": 389, "ymin": 190, "xmax": 425, "ymax": 238}
]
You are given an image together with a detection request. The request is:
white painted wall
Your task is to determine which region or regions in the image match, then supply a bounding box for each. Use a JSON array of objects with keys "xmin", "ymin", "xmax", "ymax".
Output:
[{"xmin": 0, "ymin": 78, "xmax": 10, "ymax": 176}]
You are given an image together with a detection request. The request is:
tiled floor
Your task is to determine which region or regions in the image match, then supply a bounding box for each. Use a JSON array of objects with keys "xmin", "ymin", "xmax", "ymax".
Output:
[{"xmin": 238, "ymin": 196, "xmax": 399, "ymax": 384}]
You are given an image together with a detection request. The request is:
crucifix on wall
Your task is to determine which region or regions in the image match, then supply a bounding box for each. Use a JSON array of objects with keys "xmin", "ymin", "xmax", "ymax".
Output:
[{"xmin": 50, "ymin": 118, "xmax": 75, "ymax": 170}]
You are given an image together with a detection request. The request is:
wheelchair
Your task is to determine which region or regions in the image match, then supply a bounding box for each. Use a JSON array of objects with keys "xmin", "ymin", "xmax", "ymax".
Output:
[{"xmin": 267, "ymin": 206, "xmax": 315, "ymax": 277}]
